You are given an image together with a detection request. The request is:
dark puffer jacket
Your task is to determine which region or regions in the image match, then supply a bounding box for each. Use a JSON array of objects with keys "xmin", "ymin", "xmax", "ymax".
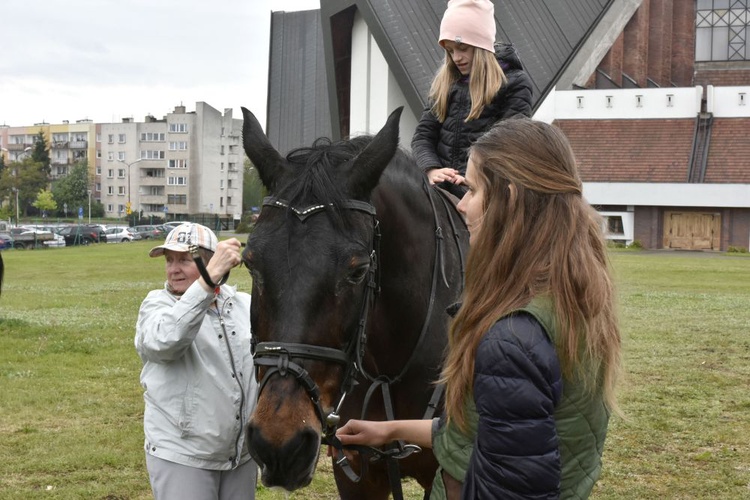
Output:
[
  {"xmin": 462, "ymin": 297, "xmax": 610, "ymax": 499},
  {"xmin": 431, "ymin": 297, "xmax": 610, "ymax": 499},
  {"xmin": 411, "ymin": 43, "xmax": 533, "ymax": 178}
]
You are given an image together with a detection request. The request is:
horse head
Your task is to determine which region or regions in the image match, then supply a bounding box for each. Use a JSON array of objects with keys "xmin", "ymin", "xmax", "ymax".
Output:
[{"xmin": 241, "ymin": 107, "xmax": 402, "ymax": 491}]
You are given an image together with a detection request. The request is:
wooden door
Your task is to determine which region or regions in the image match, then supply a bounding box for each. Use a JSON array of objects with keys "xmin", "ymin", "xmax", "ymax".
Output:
[{"xmin": 664, "ymin": 211, "xmax": 721, "ymax": 250}]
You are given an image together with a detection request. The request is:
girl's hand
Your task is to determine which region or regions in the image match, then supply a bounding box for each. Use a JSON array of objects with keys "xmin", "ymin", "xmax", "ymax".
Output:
[
  {"xmin": 336, "ymin": 419, "xmax": 391, "ymax": 447},
  {"xmin": 427, "ymin": 168, "xmax": 459, "ymax": 185}
]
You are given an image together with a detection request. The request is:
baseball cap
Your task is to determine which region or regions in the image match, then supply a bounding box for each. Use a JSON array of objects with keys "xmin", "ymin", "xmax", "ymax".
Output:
[{"xmin": 149, "ymin": 223, "xmax": 218, "ymax": 257}]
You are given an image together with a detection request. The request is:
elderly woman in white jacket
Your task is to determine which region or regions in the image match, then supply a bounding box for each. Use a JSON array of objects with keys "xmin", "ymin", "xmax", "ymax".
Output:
[{"xmin": 135, "ymin": 223, "xmax": 258, "ymax": 500}]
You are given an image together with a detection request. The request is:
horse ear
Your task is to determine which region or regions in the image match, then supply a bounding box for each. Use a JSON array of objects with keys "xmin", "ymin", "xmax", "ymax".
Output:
[
  {"xmin": 242, "ymin": 107, "xmax": 287, "ymax": 193},
  {"xmin": 347, "ymin": 107, "xmax": 403, "ymax": 197}
]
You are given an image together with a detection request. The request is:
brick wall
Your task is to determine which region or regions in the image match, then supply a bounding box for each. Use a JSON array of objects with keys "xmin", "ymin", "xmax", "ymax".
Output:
[
  {"xmin": 726, "ymin": 208, "xmax": 750, "ymax": 250},
  {"xmin": 694, "ymin": 69, "xmax": 750, "ymax": 87},
  {"xmin": 588, "ymin": 0, "xmax": 695, "ymax": 89},
  {"xmin": 633, "ymin": 206, "xmax": 662, "ymax": 249}
]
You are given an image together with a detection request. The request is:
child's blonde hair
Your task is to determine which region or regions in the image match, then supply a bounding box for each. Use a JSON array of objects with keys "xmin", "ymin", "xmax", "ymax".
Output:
[{"xmin": 429, "ymin": 47, "xmax": 507, "ymax": 122}]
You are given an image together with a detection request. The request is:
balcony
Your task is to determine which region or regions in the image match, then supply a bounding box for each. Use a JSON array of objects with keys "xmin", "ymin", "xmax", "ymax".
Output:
[
  {"xmin": 70, "ymin": 140, "xmax": 88, "ymax": 149},
  {"xmin": 52, "ymin": 141, "xmax": 69, "ymax": 149},
  {"xmin": 6, "ymin": 143, "xmax": 32, "ymax": 151},
  {"xmin": 140, "ymin": 195, "xmax": 166, "ymax": 204}
]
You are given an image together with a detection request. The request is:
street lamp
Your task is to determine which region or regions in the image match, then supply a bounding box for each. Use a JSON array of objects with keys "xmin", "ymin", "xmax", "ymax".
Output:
[
  {"xmin": 117, "ymin": 158, "xmax": 144, "ymax": 224},
  {"xmin": 87, "ymin": 190, "xmax": 92, "ymax": 224},
  {"xmin": 11, "ymin": 187, "xmax": 19, "ymax": 225},
  {"xmin": 0, "ymin": 146, "xmax": 32, "ymax": 162}
]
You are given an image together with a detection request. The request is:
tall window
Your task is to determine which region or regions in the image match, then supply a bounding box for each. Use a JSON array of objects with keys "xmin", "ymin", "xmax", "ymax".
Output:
[
  {"xmin": 140, "ymin": 132, "xmax": 166, "ymax": 141},
  {"xmin": 696, "ymin": 0, "xmax": 750, "ymax": 61},
  {"xmin": 168, "ymin": 159, "xmax": 188, "ymax": 169},
  {"xmin": 140, "ymin": 150, "xmax": 166, "ymax": 159}
]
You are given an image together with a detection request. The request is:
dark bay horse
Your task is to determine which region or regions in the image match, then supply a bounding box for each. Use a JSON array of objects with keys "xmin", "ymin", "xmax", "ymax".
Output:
[{"xmin": 241, "ymin": 107, "xmax": 467, "ymax": 498}]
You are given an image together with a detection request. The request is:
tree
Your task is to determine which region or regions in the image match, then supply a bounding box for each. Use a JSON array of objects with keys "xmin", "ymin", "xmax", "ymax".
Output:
[
  {"xmin": 52, "ymin": 161, "xmax": 90, "ymax": 218},
  {"xmin": 33, "ymin": 188, "xmax": 57, "ymax": 217},
  {"xmin": 32, "ymin": 131, "xmax": 51, "ymax": 175},
  {"xmin": 0, "ymin": 157, "xmax": 49, "ymax": 219},
  {"xmin": 243, "ymin": 159, "xmax": 266, "ymax": 214}
]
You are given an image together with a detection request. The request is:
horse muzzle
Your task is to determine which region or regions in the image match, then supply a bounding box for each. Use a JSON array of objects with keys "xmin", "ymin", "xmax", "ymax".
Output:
[{"xmin": 246, "ymin": 421, "xmax": 320, "ymax": 491}]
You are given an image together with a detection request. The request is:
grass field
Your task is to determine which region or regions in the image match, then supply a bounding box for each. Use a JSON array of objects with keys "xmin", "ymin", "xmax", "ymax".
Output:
[{"xmin": 0, "ymin": 243, "xmax": 748, "ymax": 499}]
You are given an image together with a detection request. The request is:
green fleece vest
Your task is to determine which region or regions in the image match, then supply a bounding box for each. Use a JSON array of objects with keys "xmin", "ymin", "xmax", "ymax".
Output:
[{"xmin": 430, "ymin": 297, "xmax": 609, "ymax": 499}]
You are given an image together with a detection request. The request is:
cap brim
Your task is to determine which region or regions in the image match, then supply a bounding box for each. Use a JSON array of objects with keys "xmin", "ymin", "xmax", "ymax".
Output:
[{"xmin": 149, "ymin": 243, "xmax": 191, "ymax": 258}]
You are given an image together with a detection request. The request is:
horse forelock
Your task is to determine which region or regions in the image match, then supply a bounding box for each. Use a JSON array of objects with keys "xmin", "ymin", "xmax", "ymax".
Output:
[{"xmin": 278, "ymin": 135, "xmax": 376, "ymax": 230}]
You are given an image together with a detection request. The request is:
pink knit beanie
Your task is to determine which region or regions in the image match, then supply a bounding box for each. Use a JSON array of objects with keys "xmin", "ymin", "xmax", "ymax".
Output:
[{"xmin": 439, "ymin": 0, "xmax": 496, "ymax": 52}]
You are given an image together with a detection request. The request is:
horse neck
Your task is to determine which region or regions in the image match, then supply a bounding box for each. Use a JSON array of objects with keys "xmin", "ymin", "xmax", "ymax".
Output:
[{"xmin": 369, "ymin": 154, "xmax": 440, "ymax": 310}]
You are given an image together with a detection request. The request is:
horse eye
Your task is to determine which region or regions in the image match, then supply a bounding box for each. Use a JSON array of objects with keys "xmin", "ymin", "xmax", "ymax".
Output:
[
  {"xmin": 347, "ymin": 264, "xmax": 369, "ymax": 285},
  {"xmin": 249, "ymin": 268, "xmax": 264, "ymax": 287}
]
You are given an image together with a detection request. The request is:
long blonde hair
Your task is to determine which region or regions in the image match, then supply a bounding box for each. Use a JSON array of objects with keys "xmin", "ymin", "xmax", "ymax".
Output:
[
  {"xmin": 429, "ymin": 47, "xmax": 507, "ymax": 122},
  {"xmin": 441, "ymin": 118, "xmax": 621, "ymax": 432}
]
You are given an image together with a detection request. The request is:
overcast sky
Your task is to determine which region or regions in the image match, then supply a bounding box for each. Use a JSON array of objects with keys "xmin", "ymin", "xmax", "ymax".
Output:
[{"xmin": 0, "ymin": 0, "xmax": 320, "ymax": 129}]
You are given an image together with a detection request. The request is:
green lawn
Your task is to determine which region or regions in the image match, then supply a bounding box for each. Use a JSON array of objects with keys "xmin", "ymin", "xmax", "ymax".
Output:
[{"xmin": 0, "ymin": 244, "xmax": 748, "ymax": 499}]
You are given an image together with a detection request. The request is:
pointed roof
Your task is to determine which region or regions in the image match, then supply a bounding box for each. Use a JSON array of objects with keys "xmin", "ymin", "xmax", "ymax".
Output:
[
  {"xmin": 267, "ymin": 0, "xmax": 638, "ymax": 146},
  {"xmin": 328, "ymin": 0, "xmax": 625, "ymax": 113}
]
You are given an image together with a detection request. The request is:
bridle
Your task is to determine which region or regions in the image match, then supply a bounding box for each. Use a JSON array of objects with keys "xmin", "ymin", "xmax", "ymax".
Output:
[{"xmin": 251, "ymin": 195, "xmax": 381, "ymax": 444}]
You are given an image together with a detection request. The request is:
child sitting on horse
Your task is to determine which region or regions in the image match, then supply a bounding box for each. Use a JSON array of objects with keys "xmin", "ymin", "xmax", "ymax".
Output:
[{"xmin": 411, "ymin": 0, "xmax": 533, "ymax": 198}]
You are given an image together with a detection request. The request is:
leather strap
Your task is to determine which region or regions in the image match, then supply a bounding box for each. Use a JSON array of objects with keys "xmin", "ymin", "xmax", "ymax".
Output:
[{"xmin": 190, "ymin": 244, "xmax": 228, "ymax": 294}]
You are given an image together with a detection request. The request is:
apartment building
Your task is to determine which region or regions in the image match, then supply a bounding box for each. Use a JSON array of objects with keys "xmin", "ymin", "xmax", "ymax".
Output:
[
  {"xmin": 98, "ymin": 102, "xmax": 244, "ymax": 221},
  {"xmin": 1, "ymin": 101, "xmax": 244, "ymax": 223}
]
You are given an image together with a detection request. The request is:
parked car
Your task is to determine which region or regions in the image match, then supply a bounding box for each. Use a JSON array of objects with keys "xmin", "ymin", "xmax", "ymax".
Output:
[
  {"xmin": 104, "ymin": 227, "xmax": 142, "ymax": 243},
  {"xmin": 0, "ymin": 233, "xmax": 13, "ymax": 250},
  {"xmin": 55, "ymin": 225, "xmax": 100, "ymax": 246},
  {"xmin": 129, "ymin": 225, "xmax": 167, "ymax": 240},
  {"xmin": 85, "ymin": 224, "xmax": 107, "ymax": 243},
  {"xmin": 161, "ymin": 221, "xmax": 186, "ymax": 232}
]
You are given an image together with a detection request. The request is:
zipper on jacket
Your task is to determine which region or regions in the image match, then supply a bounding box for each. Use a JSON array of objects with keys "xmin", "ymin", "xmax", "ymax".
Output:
[
  {"xmin": 215, "ymin": 297, "xmax": 247, "ymax": 468},
  {"xmin": 451, "ymin": 83, "xmax": 468, "ymax": 169}
]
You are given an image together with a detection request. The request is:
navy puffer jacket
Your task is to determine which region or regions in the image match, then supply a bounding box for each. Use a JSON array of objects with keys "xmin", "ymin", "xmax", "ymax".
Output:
[
  {"xmin": 411, "ymin": 43, "xmax": 533, "ymax": 177},
  {"xmin": 461, "ymin": 312, "xmax": 563, "ymax": 499}
]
